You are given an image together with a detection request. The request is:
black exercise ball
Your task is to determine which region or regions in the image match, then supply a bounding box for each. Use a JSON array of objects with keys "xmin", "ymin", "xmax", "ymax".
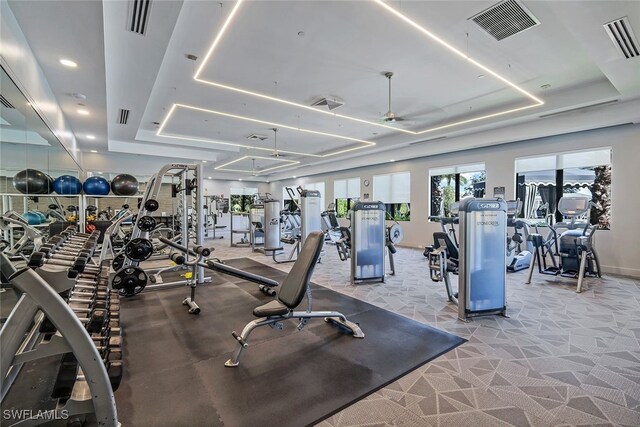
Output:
[
  {"xmin": 13, "ymin": 169, "xmax": 53, "ymax": 194},
  {"xmin": 111, "ymin": 174, "xmax": 139, "ymax": 196}
]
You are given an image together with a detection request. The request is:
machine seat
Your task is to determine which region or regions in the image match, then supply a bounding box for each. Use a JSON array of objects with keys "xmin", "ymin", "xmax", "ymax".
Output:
[{"xmin": 253, "ymin": 300, "xmax": 290, "ymax": 317}]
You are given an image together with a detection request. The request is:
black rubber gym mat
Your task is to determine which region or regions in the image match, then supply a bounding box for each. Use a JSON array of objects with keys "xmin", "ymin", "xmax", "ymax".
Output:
[{"xmin": 116, "ymin": 258, "xmax": 465, "ymax": 427}]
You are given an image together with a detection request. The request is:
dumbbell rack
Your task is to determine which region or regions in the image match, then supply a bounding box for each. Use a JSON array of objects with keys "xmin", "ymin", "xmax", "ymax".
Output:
[{"xmin": 0, "ymin": 228, "xmax": 120, "ymax": 426}]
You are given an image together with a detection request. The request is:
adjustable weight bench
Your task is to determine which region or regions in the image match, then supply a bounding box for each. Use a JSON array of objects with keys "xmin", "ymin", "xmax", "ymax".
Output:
[{"xmin": 225, "ymin": 231, "xmax": 364, "ymax": 367}]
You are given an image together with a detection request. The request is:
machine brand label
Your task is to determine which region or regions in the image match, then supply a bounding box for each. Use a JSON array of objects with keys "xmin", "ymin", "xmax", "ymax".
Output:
[
  {"xmin": 478, "ymin": 203, "xmax": 500, "ymax": 209},
  {"xmin": 477, "ymin": 221, "xmax": 499, "ymax": 226}
]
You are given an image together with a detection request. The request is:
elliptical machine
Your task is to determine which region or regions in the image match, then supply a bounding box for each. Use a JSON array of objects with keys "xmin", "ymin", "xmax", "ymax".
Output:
[{"xmin": 526, "ymin": 196, "xmax": 602, "ymax": 292}]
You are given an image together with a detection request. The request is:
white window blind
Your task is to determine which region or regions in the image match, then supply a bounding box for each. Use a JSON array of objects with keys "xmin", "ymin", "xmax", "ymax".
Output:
[
  {"xmin": 373, "ymin": 172, "xmax": 410, "ymax": 203},
  {"xmin": 516, "ymin": 149, "xmax": 611, "ymax": 173},
  {"xmin": 334, "ymin": 178, "xmax": 360, "ymax": 199},
  {"xmin": 230, "ymin": 187, "xmax": 258, "ymax": 196},
  {"xmin": 430, "ymin": 163, "xmax": 485, "ymax": 176},
  {"xmin": 558, "ymin": 149, "xmax": 611, "ymax": 169}
]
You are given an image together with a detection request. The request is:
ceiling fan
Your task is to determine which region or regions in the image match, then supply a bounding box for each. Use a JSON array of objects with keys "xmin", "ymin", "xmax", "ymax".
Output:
[
  {"xmin": 382, "ymin": 72, "xmax": 404, "ymax": 123},
  {"xmin": 270, "ymin": 127, "xmax": 285, "ymax": 157}
]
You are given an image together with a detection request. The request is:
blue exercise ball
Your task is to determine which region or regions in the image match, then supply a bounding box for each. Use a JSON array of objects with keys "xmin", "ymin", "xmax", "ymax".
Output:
[
  {"xmin": 111, "ymin": 174, "xmax": 138, "ymax": 196},
  {"xmin": 53, "ymin": 175, "xmax": 82, "ymax": 195},
  {"xmin": 23, "ymin": 212, "xmax": 42, "ymax": 225},
  {"xmin": 34, "ymin": 212, "xmax": 47, "ymax": 223},
  {"xmin": 83, "ymin": 176, "xmax": 111, "ymax": 195},
  {"xmin": 13, "ymin": 169, "xmax": 53, "ymax": 194}
]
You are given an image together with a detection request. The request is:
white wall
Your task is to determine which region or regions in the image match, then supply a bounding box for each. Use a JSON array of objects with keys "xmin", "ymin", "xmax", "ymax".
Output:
[{"xmin": 270, "ymin": 123, "xmax": 640, "ymax": 278}]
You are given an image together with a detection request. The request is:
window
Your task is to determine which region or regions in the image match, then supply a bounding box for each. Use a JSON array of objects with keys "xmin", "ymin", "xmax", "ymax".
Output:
[
  {"xmin": 334, "ymin": 178, "xmax": 360, "ymax": 218},
  {"xmin": 282, "ymin": 187, "xmax": 296, "ymax": 210},
  {"xmin": 230, "ymin": 187, "xmax": 258, "ymax": 212},
  {"xmin": 515, "ymin": 148, "xmax": 611, "ymax": 229},
  {"xmin": 373, "ymin": 172, "xmax": 411, "ymax": 221},
  {"xmin": 429, "ymin": 164, "xmax": 485, "ymax": 218}
]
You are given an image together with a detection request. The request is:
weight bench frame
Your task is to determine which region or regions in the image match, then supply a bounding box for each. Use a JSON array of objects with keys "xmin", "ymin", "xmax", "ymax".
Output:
[{"xmin": 226, "ymin": 231, "xmax": 364, "ymax": 367}]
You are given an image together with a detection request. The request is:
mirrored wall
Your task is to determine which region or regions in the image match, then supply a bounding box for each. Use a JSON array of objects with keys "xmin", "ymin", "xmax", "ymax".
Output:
[{"xmin": 1, "ymin": 65, "xmax": 82, "ymax": 218}]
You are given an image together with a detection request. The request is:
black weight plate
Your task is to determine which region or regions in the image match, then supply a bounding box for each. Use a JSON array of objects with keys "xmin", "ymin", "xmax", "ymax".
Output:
[
  {"xmin": 112, "ymin": 253, "xmax": 125, "ymax": 271},
  {"xmin": 137, "ymin": 215, "xmax": 157, "ymax": 232},
  {"xmin": 144, "ymin": 199, "xmax": 159, "ymax": 212},
  {"xmin": 124, "ymin": 238, "xmax": 153, "ymax": 262},
  {"xmin": 111, "ymin": 266, "xmax": 147, "ymax": 297}
]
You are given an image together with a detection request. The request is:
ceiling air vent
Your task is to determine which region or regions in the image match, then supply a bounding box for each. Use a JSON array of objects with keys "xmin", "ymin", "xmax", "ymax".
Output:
[
  {"xmin": 311, "ymin": 97, "xmax": 344, "ymax": 111},
  {"xmin": 246, "ymin": 134, "xmax": 268, "ymax": 141},
  {"xmin": 0, "ymin": 94, "xmax": 15, "ymax": 109},
  {"xmin": 604, "ymin": 17, "xmax": 639, "ymax": 59},
  {"xmin": 409, "ymin": 136, "xmax": 447, "ymax": 146},
  {"xmin": 118, "ymin": 109, "xmax": 130, "ymax": 124},
  {"xmin": 128, "ymin": 0, "xmax": 151, "ymax": 35},
  {"xmin": 470, "ymin": 0, "xmax": 539, "ymax": 41}
]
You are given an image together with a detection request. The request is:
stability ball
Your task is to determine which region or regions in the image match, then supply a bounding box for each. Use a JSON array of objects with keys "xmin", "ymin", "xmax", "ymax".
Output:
[
  {"xmin": 53, "ymin": 175, "xmax": 83, "ymax": 195},
  {"xmin": 13, "ymin": 169, "xmax": 53, "ymax": 194},
  {"xmin": 111, "ymin": 174, "xmax": 138, "ymax": 196},
  {"xmin": 23, "ymin": 211, "xmax": 42, "ymax": 225},
  {"xmin": 34, "ymin": 211, "xmax": 47, "ymax": 223},
  {"xmin": 83, "ymin": 176, "xmax": 111, "ymax": 195}
]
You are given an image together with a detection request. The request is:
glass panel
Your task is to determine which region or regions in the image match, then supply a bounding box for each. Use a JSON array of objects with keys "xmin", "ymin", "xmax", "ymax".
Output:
[
  {"xmin": 459, "ymin": 171, "xmax": 486, "ymax": 198},
  {"xmin": 516, "ymin": 170, "xmax": 556, "ymax": 219},
  {"xmin": 563, "ymin": 165, "xmax": 611, "ymax": 229}
]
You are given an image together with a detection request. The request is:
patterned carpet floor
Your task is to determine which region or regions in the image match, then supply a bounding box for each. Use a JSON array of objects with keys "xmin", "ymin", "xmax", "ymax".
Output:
[{"xmin": 203, "ymin": 236, "xmax": 640, "ymax": 427}]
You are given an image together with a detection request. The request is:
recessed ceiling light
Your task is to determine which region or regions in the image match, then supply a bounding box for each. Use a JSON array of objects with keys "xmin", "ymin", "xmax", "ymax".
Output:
[
  {"xmin": 86, "ymin": 134, "xmax": 96, "ymax": 140},
  {"xmin": 293, "ymin": 176, "xmax": 297, "ymax": 179},
  {"xmin": 207, "ymin": 176, "xmax": 212, "ymax": 179},
  {"xmin": 238, "ymin": 178, "xmax": 242, "ymax": 181},
  {"xmin": 59, "ymin": 59, "xmax": 78, "ymax": 68},
  {"xmin": 541, "ymin": 84, "xmax": 551, "ymax": 89},
  {"xmin": 390, "ymin": 159, "xmax": 395, "ymax": 162},
  {"xmin": 297, "ymin": 31, "xmax": 305, "ymax": 37},
  {"xmin": 202, "ymin": 160, "xmax": 207, "ymax": 163},
  {"xmin": 77, "ymin": 109, "xmax": 89, "ymax": 115},
  {"xmin": 477, "ymin": 74, "xmax": 485, "ymax": 79},
  {"xmin": 90, "ymin": 149, "xmax": 97, "ymax": 153}
]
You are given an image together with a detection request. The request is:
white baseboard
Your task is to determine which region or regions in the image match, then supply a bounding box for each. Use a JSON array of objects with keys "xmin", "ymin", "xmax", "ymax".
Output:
[{"xmin": 601, "ymin": 265, "xmax": 640, "ymax": 279}]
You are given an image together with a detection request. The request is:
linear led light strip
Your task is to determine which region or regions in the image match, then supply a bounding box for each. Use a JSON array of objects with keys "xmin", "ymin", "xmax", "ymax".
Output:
[
  {"xmin": 157, "ymin": 103, "xmax": 375, "ymax": 157},
  {"xmin": 193, "ymin": 0, "xmax": 544, "ymax": 136},
  {"xmin": 215, "ymin": 155, "xmax": 299, "ymax": 174}
]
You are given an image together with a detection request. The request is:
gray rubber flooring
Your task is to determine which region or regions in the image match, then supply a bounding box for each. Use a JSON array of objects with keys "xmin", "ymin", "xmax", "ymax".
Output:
[{"xmin": 115, "ymin": 258, "xmax": 464, "ymax": 427}]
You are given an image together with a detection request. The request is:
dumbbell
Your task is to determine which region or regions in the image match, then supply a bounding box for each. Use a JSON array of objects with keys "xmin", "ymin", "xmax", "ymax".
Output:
[
  {"xmin": 53, "ymin": 232, "xmax": 99, "ymax": 249},
  {"xmin": 42, "ymin": 237, "xmax": 97, "ymax": 257},
  {"xmin": 28, "ymin": 252, "xmax": 88, "ymax": 276}
]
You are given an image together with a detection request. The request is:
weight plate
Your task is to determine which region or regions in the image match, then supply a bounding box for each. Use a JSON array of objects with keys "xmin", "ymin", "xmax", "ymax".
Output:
[
  {"xmin": 137, "ymin": 215, "xmax": 157, "ymax": 232},
  {"xmin": 124, "ymin": 238, "xmax": 154, "ymax": 262},
  {"xmin": 387, "ymin": 224, "xmax": 404, "ymax": 245},
  {"xmin": 112, "ymin": 253, "xmax": 125, "ymax": 271},
  {"xmin": 144, "ymin": 199, "xmax": 159, "ymax": 212},
  {"xmin": 111, "ymin": 266, "xmax": 147, "ymax": 297}
]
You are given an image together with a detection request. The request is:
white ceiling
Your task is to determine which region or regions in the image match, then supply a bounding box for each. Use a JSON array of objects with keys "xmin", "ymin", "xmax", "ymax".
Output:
[{"xmin": 6, "ymin": 0, "xmax": 640, "ymax": 180}]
